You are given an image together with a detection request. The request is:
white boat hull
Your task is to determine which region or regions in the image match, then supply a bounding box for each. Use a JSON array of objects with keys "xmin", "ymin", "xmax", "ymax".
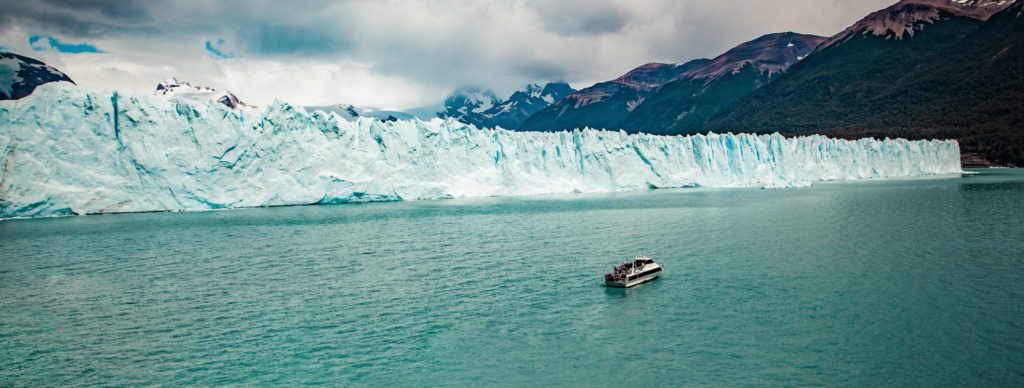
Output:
[{"xmin": 605, "ymin": 264, "xmax": 663, "ymax": 288}]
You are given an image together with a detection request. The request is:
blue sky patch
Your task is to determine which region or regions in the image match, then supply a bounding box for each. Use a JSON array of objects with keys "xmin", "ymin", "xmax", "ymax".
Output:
[
  {"xmin": 29, "ymin": 36, "xmax": 103, "ymax": 53},
  {"xmin": 205, "ymin": 39, "xmax": 233, "ymax": 59}
]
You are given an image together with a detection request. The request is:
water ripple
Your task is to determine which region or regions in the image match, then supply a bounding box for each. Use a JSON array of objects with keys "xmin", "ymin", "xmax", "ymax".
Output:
[{"xmin": 1, "ymin": 171, "xmax": 1023, "ymax": 386}]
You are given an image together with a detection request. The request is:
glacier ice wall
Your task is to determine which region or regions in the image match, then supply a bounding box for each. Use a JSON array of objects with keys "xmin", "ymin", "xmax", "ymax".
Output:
[{"xmin": 0, "ymin": 83, "xmax": 962, "ymax": 219}]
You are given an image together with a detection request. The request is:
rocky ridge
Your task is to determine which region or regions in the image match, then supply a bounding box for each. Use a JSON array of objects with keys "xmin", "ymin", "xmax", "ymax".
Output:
[
  {"xmin": 820, "ymin": 0, "xmax": 1013, "ymax": 49},
  {"xmin": 155, "ymin": 78, "xmax": 249, "ymax": 109},
  {"xmin": 0, "ymin": 51, "xmax": 75, "ymax": 100}
]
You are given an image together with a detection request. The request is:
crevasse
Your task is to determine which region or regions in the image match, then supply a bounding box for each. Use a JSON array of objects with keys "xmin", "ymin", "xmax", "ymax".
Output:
[{"xmin": 0, "ymin": 83, "xmax": 962, "ymax": 219}]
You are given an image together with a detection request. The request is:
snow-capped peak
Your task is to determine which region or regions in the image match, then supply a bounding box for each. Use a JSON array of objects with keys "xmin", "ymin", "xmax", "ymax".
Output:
[
  {"xmin": 335, "ymin": 104, "xmax": 360, "ymax": 119},
  {"xmin": 155, "ymin": 78, "xmax": 217, "ymax": 94},
  {"xmin": 0, "ymin": 51, "xmax": 75, "ymax": 100},
  {"xmin": 438, "ymin": 82, "xmax": 575, "ymax": 129},
  {"xmin": 157, "ymin": 77, "xmax": 180, "ymax": 90},
  {"xmin": 445, "ymin": 86, "xmax": 501, "ymax": 116},
  {"xmin": 154, "ymin": 78, "xmax": 249, "ymax": 109},
  {"xmin": 524, "ymin": 84, "xmax": 544, "ymax": 98}
]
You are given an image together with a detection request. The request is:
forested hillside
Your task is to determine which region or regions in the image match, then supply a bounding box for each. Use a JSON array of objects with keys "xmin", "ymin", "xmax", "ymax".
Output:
[{"xmin": 703, "ymin": 1, "xmax": 1024, "ymax": 165}]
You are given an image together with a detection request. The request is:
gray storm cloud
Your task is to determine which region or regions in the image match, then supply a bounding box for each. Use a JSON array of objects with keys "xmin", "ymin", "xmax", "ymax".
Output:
[
  {"xmin": 0, "ymin": 0, "xmax": 896, "ymax": 107},
  {"xmin": 525, "ymin": 0, "xmax": 634, "ymax": 36}
]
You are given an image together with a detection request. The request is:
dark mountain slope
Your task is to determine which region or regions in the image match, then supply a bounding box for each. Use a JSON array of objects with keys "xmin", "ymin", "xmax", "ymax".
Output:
[
  {"xmin": 437, "ymin": 83, "xmax": 575, "ymax": 129},
  {"xmin": 0, "ymin": 51, "xmax": 75, "ymax": 100},
  {"xmin": 619, "ymin": 32, "xmax": 825, "ymax": 135},
  {"xmin": 703, "ymin": 0, "xmax": 1024, "ymax": 165},
  {"xmin": 818, "ymin": 0, "xmax": 1009, "ymax": 50},
  {"xmin": 479, "ymin": 82, "xmax": 575, "ymax": 129},
  {"xmin": 517, "ymin": 60, "xmax": 709, "ymax": 132},
  {"xmin": 681, "ymin": 32, "xmax": 826, "ymax": 79},
  {"xmin": 873, "ymin": 1, "xmax": 1024, "ymax": 164},
  {"xmin": 702, "ymin": 12, "xmax": 985, "ymax": 133}
]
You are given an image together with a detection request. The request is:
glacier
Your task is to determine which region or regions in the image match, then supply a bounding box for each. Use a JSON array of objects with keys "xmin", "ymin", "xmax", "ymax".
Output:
[{"xmin": 0, "ymin": 82, "xmax": 962, "ymax": 219}]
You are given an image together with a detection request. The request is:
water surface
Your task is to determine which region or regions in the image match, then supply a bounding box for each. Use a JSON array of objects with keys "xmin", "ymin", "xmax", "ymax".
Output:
[{"xmin": 2, "ymin": 170, "xmax": 1023, "ymax": 387}]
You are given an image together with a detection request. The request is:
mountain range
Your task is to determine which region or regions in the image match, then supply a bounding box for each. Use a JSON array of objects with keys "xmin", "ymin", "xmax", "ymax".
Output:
[
  {"xmin": 520, "ymin": 0, "xmax": 1022, "ymax": 166},
  {"xmin": 4, "ymin": 0, "xmax": 1023, "ymax": 165},
  {"xmin": 439, "ymin": 83, "xmax": 576, "ymax": 129},
  {"xmin": 701, "ymin": 0, "xmax": 1022, "ymax": 166},
  {"xmin": 517, "ymin": 60, "xmax": 709, "ymax": 133},
  {"xmin": 0, "ymin": 53, "xmax": 572, "ymax": 130},
  {"xmin": 518, "ymin": 32, "xmax": 826, "ymax": 135},
  {"xmin": 618, "ymin": 32, "xmax": 827, "ymax": 135},
  {"xmin": 306, "ymin": 82, "xmax": 574, "ymax": 129}
]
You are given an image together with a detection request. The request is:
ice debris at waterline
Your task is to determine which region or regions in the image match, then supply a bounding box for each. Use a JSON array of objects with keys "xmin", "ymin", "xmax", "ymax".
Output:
[{"xmin": 0, "ymin": 83, "xmax": 961, "ymax": 219}]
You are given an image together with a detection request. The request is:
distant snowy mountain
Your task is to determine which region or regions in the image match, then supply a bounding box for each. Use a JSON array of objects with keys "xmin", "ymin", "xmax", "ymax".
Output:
[
  {"xmin": 439, "ymin": 83, "xmax": 576, "ymax": 129},
  {"xmin": 333, "ymin": 104, "xmax": 361, "ymax": 120},
  {"xmin": 303, "ymin": 103, "xmax": 435, "ymax": 122},
  {"xmin": 517, "ymin": 61, "xmax": 709, "ymax": 133},
  {"xmin": 155, "ymin": 78, "xmax": 249, "ymax": 109},
  {"xmin": 0, "ymin": 51, "xmax": 75, "ymax": 100},
  {"xmin": 312, "ymin": 83, "xmax": 574, "ymax": 128},
  {"xmin": 437, "ymin": 86, "xmax": 502, "ymax": 126},
  {"xmin": 477, "ymin": 83, "xmax": 575, "ymax": 129}
]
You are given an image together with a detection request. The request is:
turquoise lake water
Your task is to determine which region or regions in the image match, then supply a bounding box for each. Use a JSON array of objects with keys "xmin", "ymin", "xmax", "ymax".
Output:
[{"xmin": 2, "ymin": 169, "xmax": 1024, "ymax": 387}]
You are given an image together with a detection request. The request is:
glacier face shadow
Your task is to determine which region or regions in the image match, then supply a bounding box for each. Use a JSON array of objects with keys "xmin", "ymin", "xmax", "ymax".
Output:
[{"xmin": 0, "ymin": 83, "xmax": 962, "ymax": 219}]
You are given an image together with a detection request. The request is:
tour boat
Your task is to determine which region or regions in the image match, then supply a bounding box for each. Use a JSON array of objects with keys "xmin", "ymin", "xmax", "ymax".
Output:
[{"xmin": 605, "ymin": 255, "xmax": 663, "ymax": 288}]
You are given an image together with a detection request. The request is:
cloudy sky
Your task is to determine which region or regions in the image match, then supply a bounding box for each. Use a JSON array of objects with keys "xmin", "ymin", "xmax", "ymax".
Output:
[{"xmin": 0, "ymin": 0, "xmax": 895, "ymax": 108}]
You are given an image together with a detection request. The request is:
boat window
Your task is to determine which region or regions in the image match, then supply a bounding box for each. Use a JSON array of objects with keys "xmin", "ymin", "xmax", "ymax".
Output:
[{"xmin": 639, "ymin": 267, "xmax": 662, "ymax": 276}]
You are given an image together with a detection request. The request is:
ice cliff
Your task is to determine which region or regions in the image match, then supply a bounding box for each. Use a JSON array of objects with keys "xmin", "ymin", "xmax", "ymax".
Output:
[{"xmin": 0, "ymin": 83, "xmax": 962, "ymax": 219}]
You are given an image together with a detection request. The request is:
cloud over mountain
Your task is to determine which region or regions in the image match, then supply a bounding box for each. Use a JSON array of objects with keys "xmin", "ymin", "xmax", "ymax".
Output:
[{"xmin": 0, "ymin": 0, "xmax": 897, "ymax": 107}]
